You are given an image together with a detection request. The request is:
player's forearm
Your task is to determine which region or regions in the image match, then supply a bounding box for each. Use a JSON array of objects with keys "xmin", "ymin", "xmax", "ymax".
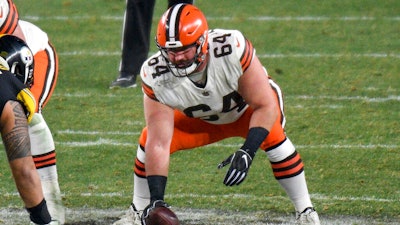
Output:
[
  {"xmin": 249, "ymin": 104, "xmax": 278, "ymax": 132},
  {"xmin": 9, "ymin": 157, "xmax": 44, "ymax": 207}
]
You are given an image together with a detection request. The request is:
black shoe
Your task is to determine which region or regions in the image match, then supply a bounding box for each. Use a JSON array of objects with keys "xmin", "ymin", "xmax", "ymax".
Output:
[{"xmin": 109, "ymin": 75, "xmax": 137, "ymax": 89}]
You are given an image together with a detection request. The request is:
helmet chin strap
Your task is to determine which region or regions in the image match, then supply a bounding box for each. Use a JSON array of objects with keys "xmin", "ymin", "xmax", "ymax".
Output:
[{"xmin": 173, "ymin": 62, "xmax": 198, "ymax": 76}]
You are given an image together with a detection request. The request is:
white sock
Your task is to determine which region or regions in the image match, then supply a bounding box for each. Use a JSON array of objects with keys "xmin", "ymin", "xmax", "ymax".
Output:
[
  {"xmin": 265, "ymin": 138, "xmax": 313, "ymax": 212},
  {"xmin": 132, "ymin": 145, "xmax": 150, "ymax": 210},
  {"xmin": 41, "ymin": 179, "xmax": 65, "ymax": 224},
  {"xmin": 29, "ymin": 113, "xmax": 65, "ymax": 223},
  {"xmin": 278, "ymin": 171, "xmax": 313, "ymax": 212}
]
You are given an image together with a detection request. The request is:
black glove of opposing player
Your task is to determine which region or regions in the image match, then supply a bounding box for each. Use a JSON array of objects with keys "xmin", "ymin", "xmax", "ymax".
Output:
[
  {"xmin": 141, "ymin": 200, "xmax": 170, "ymax": 225},
  {"xmin": 218, "ymin": 149, "xmax": 254, "ymax": 186}
]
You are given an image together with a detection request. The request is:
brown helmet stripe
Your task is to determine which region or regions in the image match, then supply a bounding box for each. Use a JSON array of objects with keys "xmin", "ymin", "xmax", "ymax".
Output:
[{"xmin": 165, "ymin": 3, "xmax": 186, "ymax": 43}]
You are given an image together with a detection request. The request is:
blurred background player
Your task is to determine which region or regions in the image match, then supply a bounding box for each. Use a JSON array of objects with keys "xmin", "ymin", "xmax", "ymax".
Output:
[
  {"xmin": 109, "ymin": 0, "xmax": 193, "ymax": 88},
  {"xmin": 0, "ymin": 36, "xmax": 52, "ymax": 225},
  {"xmin": 115, "ymin": 3, "xmax": 320, "ymax": 225},
  {"xmin": 0, "ymin": 0, "xmax": 64, "ymax": 224}
]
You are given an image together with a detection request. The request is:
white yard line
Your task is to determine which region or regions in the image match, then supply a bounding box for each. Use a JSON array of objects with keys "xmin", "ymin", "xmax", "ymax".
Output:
[
  {"xmin": 57, "ymin": 51, "xmax": 400, "ymax": 59},
  {"xmin": 53, "ymin": 93, "xmax": 400, "ymax": 102},
  {"xmin": 21, "ymin": 15, "xmax": 400, "ymax": 59},
  {"xmin": 2, "ymin": 191, "xmax": 396, "ymax": 203},
  {"xmin": 53, "ymin": 139, "xmax": 399, "ymax": 149},
  {"xmin": 0, "ymin": 207, "xmax": 398, "ymax": 225},
  {"xmin": 22, "ymin": 15, "xmax": 400, "ymax": 22}
]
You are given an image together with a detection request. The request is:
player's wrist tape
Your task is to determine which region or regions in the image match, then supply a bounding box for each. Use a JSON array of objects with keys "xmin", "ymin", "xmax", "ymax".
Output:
[
  {"xmin": 147, "ymin": 175, "xmax": 167, "ymax": 202},
  {"xmin": 241, "ymin": 127, "xmax": 269, "ymax": 158}
]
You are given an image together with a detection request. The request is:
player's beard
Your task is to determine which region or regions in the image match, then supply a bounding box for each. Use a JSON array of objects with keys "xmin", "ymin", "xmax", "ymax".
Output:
[{"xmin": 169, "ymin": 58, "xmax": 199, "ymax": 77}]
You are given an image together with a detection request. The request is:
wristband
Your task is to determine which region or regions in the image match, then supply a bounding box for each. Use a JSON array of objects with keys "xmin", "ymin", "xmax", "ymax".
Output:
[
  {"xmin": 241, "ymin": 127, "xmax": 269, "ymax": 157},
  {"xmin": 147, "ymin": 175, "xmax": 167, "ymax": 202}
]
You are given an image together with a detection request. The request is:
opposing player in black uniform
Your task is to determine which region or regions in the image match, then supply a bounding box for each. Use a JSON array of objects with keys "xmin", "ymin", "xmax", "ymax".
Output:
[{"xmin": 0, "ymin": 40, "xmax": 52, "ymax": 224}]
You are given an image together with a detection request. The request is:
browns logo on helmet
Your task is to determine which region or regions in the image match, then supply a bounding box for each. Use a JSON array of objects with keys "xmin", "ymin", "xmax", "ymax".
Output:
[
  {"xmin": 156, "ymin": 3, "xmax": 208, "ymax": 77},
  {"xmin": 0, "ymin": 0, "xmax": 19, "ymax": 34}
]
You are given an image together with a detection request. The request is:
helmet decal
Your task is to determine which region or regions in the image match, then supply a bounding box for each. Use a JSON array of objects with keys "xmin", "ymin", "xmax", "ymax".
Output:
[{"xmin": 20, "ymin": 46, "xmax": 34, "ymax": 66}]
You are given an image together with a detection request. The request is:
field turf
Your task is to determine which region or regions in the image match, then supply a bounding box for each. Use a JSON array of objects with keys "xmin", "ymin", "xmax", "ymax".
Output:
[{"xmin": 0, "ymin": 0, "xmax": 399, "ymax": 224}]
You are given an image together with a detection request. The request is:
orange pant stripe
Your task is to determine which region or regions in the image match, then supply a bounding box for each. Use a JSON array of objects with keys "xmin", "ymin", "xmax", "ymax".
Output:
[
  {"xmin": 30, "ymin": 42, "xmax": 58, "ymax": 113},
  {"xmin": 32, "ymin": 151, "xmax": 56, "ymax": 169}
]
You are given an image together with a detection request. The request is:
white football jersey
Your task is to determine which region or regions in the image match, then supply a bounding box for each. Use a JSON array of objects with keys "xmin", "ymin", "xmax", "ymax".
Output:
[
  {"xmin": 18, "ymin": 20, "xmax": 49, "ymax": 55},
  {"xmin": 141, "ymin": 29, "xmax": 259, "ymax": 124}
]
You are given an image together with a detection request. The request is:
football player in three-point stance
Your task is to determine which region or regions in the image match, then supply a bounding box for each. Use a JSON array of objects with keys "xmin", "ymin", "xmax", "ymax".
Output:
[
  {"xmin": 115, "ymin": 3, "xmax": 320, "ymax": 225},
  {"xmin": 0, "ymin": 0, "xmax": 64, "ymax": 224},
  {"xmin": 0, "ymin": 38, "xmax": 52, "ymax": 225}
]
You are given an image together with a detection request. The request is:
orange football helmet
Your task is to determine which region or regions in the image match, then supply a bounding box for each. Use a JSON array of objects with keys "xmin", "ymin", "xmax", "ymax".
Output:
[
  {"xmin": 156, "ymin": 3, "xmax": 208, "ymax": 76},
  {"xmin": 0, "ymin": 0, "xmax": 19, "ymax": 34}
]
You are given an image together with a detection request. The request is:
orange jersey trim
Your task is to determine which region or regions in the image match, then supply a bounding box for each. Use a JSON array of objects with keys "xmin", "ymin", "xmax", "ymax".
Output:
[
  {"xmin": 240, "ymin": 39, "xmax": 254, "ymax": 73},
  {"xmin": 141, "ymin": 82, "xmax": 157, "ymax": 101}
]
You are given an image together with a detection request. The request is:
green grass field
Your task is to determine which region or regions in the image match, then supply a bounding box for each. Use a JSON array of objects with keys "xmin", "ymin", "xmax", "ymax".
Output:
[{"xmin": 1, "ymin": 0, "xmax": 399, "ymax": 224}]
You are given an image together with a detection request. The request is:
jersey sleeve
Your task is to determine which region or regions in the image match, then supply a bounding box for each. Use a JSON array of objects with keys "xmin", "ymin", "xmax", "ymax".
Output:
[
  {"xmin": 141, "ymin": 81, "xmax": 157, "ymax": 101},
  {"xmin": 230, "ymin": 30, "xmax": 255, "ymax": 73},
  {"xmin": 140, "ymin": 57, "xmax": 159, "ymax": 102},
  {"xmin": 18, "ymin": 20, "xmax": 50, "ymax": 54},
  {"xmin": 0, "ymin": 71, "xmax": 34, "ymax": 120}
]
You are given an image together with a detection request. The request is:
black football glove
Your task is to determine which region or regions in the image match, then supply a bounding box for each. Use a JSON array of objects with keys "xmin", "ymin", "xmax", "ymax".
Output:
[
  {"xmin": 218, "ymin": 149, "xmax": 254, "ymax": 186},
  {"xmin": 141, "ymin": 200, "xmax": 170, "ymax": 225}
]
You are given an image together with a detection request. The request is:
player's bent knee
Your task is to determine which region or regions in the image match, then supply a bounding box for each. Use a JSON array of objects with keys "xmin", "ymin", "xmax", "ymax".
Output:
[{"xmin": 264, "ymin": 138, "xmax": 296, "ymax": 162}]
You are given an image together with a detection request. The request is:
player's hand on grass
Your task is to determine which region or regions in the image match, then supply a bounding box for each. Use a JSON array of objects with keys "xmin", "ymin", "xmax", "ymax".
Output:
[{"xmin": 218, "ymin": 149, "xmax": 254, "ymax": 186}]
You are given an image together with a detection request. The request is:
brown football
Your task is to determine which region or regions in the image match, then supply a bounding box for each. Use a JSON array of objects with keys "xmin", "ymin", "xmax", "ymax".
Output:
[{"xmin": 144, "ymin": 206, "xmax": 180, "ymax": 225}]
